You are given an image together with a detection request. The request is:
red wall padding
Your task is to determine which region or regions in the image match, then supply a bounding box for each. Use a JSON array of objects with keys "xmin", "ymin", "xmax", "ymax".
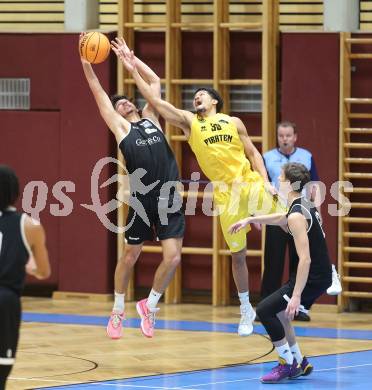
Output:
[
  {"xmin": 0, "ymin": 111, "xmax": 61, "ymax": 287},
  {"xmin": 0, "ymin": 33, "xmax": 117, "ymax": 293},
  {"xmin": 281, "ymin": 33, "xmax": 340, "ymax": 303}
]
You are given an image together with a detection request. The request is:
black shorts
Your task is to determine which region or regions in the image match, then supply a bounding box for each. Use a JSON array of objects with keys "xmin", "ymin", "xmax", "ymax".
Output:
[
  {"xmin": 278, "ymin": 277, "xmax": 331, "ymax": 312},
  {"xmin": 0, "ymin": 287, "xmax": 21, "ymax": 366},
  {"xmin": 124, "ymin": 194, "xmax": 185, "ymax": 245}
]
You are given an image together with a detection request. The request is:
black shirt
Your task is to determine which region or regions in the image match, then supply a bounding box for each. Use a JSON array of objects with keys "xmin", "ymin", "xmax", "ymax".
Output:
[
  {"xmin": 118, "ymin": 118, "xmax": 180, "ymax": 196},
  {"xmin": 0, "ymin": 210, "xmax": 29, "ymax": 295},
  {"xmin": 287, "ymin": 197, "xmax": 331, "ymax": 283}
]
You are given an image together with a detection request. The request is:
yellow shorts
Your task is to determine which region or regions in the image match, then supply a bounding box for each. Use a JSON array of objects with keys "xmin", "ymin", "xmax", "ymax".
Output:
[{"xmin": 215, "ymin": 174, "xmax": 285, "ymax": 253}]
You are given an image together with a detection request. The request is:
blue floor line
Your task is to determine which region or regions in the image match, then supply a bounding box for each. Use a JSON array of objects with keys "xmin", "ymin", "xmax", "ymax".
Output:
[
  {"xmin": 22, "ymin": 312, "xmax": 372, "ymax": 340},
  {"xmin": 37, "ymin": 349, "xmax": 372, "ymax": 390}
]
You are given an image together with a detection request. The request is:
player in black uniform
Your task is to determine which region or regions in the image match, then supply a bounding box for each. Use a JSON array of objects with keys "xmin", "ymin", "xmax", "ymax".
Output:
[
  {"xmin": 229, "ymin": 162, "xmax": 332, "ymax": 383},
  {"xmin": 80, "ymin": 35, "xmax": 184, "ymax": 340},
  {"xmin": 0, "ymin": 165, "xmax": 51, "ymax": 389}
]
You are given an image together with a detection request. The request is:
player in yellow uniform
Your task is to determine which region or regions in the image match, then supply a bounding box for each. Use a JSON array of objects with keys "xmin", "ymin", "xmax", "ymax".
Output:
[
  {"xmin": 188, "ymin": 109, "xmax": 280, "ymax": 252},
  {"xmin": 114, "ymin": 43, "xmax": 283, "ymax": 336}
]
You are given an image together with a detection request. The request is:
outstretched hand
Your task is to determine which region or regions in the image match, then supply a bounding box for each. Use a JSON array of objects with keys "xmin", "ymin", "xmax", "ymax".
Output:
[
  {"xmin": 111, "ymin": 37, "xmax": 131, "ymax": 57},
  {"xmin": 111, "ymin": 37, "xmax": 136, "ymax": 72},
  {"xmin": 228, "ymin": 218, "xmax": 250, "ymax": 234}
]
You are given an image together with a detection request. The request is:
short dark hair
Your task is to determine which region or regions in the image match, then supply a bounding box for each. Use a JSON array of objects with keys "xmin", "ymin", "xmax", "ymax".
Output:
[
  {"xmin": 283, "ymin": 162, "xmax": 310, "ymax": 192},
  {"xmin": 277, "ymin": 121, "xmax": 297, "ymax": 133},
  {"xmin": 0, "ymin": 165, "xmax": 19, "ymax": 211},
  {"xmin": 110, "ymin": 94, "xmax": 132, "ymax": 109},
  {"xmin": 194, "ymin": 87, "xmax": 223, "ymax": 113}
]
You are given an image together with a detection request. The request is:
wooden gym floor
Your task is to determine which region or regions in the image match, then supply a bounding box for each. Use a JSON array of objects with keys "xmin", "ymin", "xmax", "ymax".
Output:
[{"xmin": 6, "ymin": 297, "xmax": 372, "ymax": 389}]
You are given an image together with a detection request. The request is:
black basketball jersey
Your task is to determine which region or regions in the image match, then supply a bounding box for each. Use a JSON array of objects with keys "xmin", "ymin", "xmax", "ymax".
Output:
[
  {"xmin": 118, "ymin": 118, "xmax": 180, "ymax": 195},
  {"xmin": 287, "ymin": 197, "xmax": 331, "ymax": 283},
  {"xmin": 0, "ymin": 209, "xmax": 29, "ymax": 295}
]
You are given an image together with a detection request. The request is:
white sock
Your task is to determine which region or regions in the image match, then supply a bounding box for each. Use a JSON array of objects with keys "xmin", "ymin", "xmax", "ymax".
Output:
[
  {"xmin": 275, "ymin": 342, "xmax": 293, "ymax": 364},
  {"xmin": 147, "ymin": 289, "xmax": 162, "ymax": 309},
  {"xmin": 238, "ymin": 291, "xmax": 250, "ymax": 306},
  {"xmin": 113, "ymin": 291, "xmax": 125, "ymax": 313},
  {"xmin": 290, "ymin": 343, "xmax": 303, "ymax": 364}
]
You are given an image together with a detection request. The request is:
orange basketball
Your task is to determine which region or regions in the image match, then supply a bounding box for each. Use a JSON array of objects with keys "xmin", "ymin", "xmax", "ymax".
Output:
[{"xmin": 79, "ymin": 32, "xmax": 110, "ymax": 64}]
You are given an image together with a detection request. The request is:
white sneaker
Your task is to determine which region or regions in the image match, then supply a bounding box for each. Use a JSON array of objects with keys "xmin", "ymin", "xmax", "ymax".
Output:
[
  {"xmin": 238, "ymin": 304, "xmax": 256, "ymax": 336},
  {"xmin": 327, "ymin": 264, "xmax": 342, "ymax": 296}
]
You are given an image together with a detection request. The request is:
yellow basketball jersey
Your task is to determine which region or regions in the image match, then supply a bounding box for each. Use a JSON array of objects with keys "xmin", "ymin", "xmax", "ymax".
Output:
[{"xmin": 188, "ymin": 113, "xmax": 253, "ymax": 184}]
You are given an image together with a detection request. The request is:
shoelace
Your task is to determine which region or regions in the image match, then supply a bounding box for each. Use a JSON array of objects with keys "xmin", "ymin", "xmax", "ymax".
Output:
[
  {"xmin": 240, "ymin": 307, "xmax": 253, "ymax": 325},
  {"xmin": 111, "ymin": 313, "xmax": 122, "ymax": 328},
  {"xmin": 240, "ymin": 312, "xmax": 251, "ymax": 325},
  {"xmin": 145, "ymin": 308, "xmax": 160, "ymax": 326}
]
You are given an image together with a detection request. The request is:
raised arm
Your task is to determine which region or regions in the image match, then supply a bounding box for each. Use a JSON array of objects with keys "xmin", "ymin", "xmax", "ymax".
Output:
[
  {"xmin": 285, "ymin": 213, "xmax": 311, "ymax": 320},
  {"xmin": 121, "ymin": 50, "xmax": 193, "ymax": 137},
  {"xmin": 232, "ymin": 117, "xmax": 271, "ymax": 179},
  {"xmin": 111, "ymin": 37, "xmax": 161, "ymax": 123},
  {"xmin": 80, "ymin": 34, "xmax": 129, "ymax": 143},
  {"xmin": 134, "ymin": 57, "xmax": 161, "ymax": 121},
  {"xmin": 24, "ymin": 217, "xmax": 51, "ymax": 280}
]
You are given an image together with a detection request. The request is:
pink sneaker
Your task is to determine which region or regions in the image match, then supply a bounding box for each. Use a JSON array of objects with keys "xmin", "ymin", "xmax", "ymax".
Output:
[
  {"xmin": 136, "ymin": 298, "xmax": 159, "ymax": 338},
  {"xmin": 106, "ymin": 311, "xmax": 124, "ymax": 339}
]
